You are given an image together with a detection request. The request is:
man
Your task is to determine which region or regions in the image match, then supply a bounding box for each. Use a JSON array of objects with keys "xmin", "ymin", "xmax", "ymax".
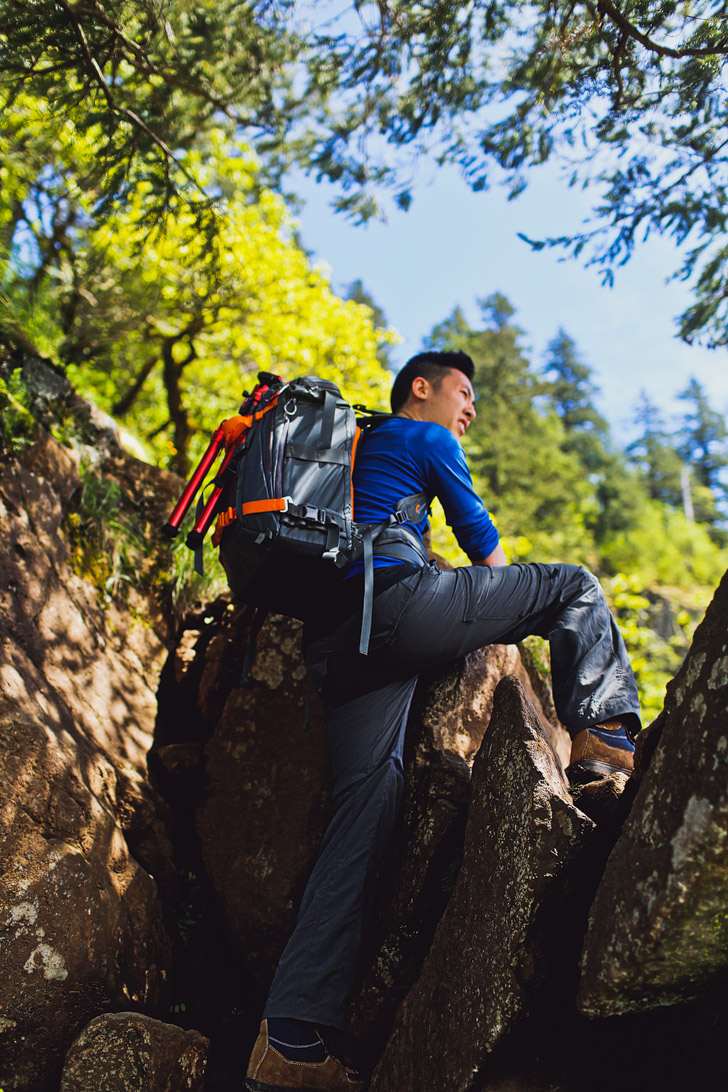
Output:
[{"xmin": 245, "ymin": 350, "xmax": 640, "ymax": 1092}]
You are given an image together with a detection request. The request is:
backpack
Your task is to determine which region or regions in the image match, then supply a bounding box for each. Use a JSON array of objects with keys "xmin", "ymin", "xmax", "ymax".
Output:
[{"xmin": 163, "ymin": 372, "xmax": 430, "ymax": 655}]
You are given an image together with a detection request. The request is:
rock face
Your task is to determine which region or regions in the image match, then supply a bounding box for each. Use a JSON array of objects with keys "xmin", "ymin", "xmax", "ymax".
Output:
[
  {"xmin": 0, "ymin": 359, "xmax": 179, "ymax": 1092},
  {"xmin": 347, "ymin": 647, "xmax": 568, "ymax": 1064},
  {"xmin": 193, "ymin": 608, "xmax": 332, "ymax": 984},
  {"xmin": 579, "ymin": 569, "xmax": 728, "ymax": 1016},
  {"xmin": 155, "ymin": 602, "xmax": 566, "ymax": 1065},
  {"xmin": 60, "ymin": 1012, "xmax": 208, "ymax": 1092},
  {"xmin": 370, "ymin": 676, "xmax": 594, "ymax": 1092}
]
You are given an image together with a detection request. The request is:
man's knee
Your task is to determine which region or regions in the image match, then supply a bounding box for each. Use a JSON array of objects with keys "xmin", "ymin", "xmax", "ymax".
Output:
[
  {"xmin": 547, "ymin": 562, "xmax": 602, "ymax": 601},
  {"xmin": 332, "ymin": 752, "xmax": 404, "ymax": 809}
]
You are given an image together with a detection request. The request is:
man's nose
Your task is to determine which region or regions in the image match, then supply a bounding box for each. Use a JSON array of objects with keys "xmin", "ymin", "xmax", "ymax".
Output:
[{"xmin": 465, "ymin": 401, "xmax": 475, "ymax": 420}]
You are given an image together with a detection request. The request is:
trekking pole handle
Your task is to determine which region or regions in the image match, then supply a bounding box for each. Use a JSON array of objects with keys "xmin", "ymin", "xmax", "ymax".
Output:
[{"xmin": 161, "ymin": 425, "xmax": 226, "ymax": 538}]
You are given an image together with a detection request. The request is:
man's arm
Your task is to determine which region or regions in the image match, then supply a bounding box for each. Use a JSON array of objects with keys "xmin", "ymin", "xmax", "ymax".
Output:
[{"xmin": 473, "ymin": 543, "xmax": 508, "ymax": 567}]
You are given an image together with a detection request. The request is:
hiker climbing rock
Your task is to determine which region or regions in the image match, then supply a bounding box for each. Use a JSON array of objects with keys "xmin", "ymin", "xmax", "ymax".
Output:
[{"xmin": 242, "ymin": 350, "xmax": 641, "ymax": 1092}]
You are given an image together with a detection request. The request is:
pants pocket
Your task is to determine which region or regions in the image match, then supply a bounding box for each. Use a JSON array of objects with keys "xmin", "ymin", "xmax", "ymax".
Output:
[{"xmin": 367, "ymin": 572, "xmax": 421, "ymax": 650}]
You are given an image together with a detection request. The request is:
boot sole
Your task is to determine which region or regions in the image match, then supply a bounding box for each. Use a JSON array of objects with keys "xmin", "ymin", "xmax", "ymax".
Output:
[
  {"xmin": 567, "ymin": 758, "xmax": 632, "ymax": 783},
  {"xmin": 246, "ymin": 1079, "xmax": 365, "ymax": 1092}
]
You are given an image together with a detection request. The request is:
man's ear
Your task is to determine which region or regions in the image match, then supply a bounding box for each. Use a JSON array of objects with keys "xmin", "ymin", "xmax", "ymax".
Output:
[{"xmin": 410, "ymin": 376, "xmax": 430, "ymax": 401}]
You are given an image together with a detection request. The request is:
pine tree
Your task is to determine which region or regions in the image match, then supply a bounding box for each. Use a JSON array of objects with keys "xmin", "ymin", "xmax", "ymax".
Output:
[
  {"xmin": 543, "ymin": 329, "xmax": 609, "ymax": 471},
  {"xmin": 678, "ymin": 378, "xmax": 728, "ymax": 498},
  {"xmin": 426, "ymin": 297, "xmax": 597, "ymax": 562}
]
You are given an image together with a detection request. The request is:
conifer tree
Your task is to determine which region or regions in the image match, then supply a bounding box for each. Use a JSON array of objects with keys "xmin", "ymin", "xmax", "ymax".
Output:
[
  {"xmin": 543, "ymin": 329, "xmax": 609, "ymax": 471},
  {"xmin": 426, "ymin": 297, "xmax": 596, "ymax": 561},
  {"xmin": 677, "ymin": 378, "xmax": 728, "ymax": 504}
]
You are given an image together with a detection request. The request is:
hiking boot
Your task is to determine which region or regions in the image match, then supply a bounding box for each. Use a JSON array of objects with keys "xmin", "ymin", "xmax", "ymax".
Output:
[
  {"xmin": 245, "ymin": 1020, "xmax": 365, "ymax": 1091},
  {"xmin": 567, "ymin": 719, "xmax": 635, "ymax": 783}
]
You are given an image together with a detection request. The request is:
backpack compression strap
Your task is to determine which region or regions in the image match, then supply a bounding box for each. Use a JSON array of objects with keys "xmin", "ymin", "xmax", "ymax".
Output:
[
  {"xmin": 211, "ymin": 497, "xmax": 345, "ymax": 549},
  {"xmin": 358, "ymin": 490, "xmax": 430, "ymax": 656}
]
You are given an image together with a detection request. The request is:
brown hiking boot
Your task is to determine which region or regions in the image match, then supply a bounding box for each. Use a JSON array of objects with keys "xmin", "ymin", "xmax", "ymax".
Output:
[
  {"xmin": 245, "ymin": 1020, "xmax": 365, "ymax": 1091},
  {"xmin": 567, "ymin": 718, "xmax": 635, "ymax": 783}
]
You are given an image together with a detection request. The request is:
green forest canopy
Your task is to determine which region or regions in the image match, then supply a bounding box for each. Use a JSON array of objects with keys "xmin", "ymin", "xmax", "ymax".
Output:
[
  {"xmin": 3, "ymin": 1, "xmax": 728, "ymax": 342},
  {"xmin": 2, "ymin": 0, "xmax": 727, "ymax": 723}
]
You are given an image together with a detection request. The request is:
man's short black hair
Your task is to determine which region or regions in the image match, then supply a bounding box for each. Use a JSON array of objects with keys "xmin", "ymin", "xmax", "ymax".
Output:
[{"xmin": 390, "ymin": 350, "xmax": 476, "ymax": 413}]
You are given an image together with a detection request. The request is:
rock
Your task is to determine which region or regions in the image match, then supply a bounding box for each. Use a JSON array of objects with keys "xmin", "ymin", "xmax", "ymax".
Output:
[
  {"xmin": 0, "ymin": 711, "xmax": 171, "ymax": 1092},
  {"xmin": 416, "ymin": 643, "xmax": 570, "ymax": 771},
  {"xmin": 578, "ymin": 568, "xmax": 728, "ymax": 1017},
  {"xmin": 157, "ymin": 603, "xmax": 566, "ymax": 1067},
  {"xmin": 348, "ymin": 647, "xmax": 567, "ymax": 1064},
  {"xmin": 61, "ymin": 1012, "xmax": 208, "ymax": 1092},
  {"xmin": 370, "ymin": 676, "xmax": 594, "ymax": 1092},
  {"xmin": 569, "ymin": 770, "xmax": 633, "ymax": 829},
  {"xmin": 0, "ymin": 422, "xmax": 177, "ymax": 1091},
  {"xmin": 192, "ymin": 609, "xmax": 332, "ymax": 986}
]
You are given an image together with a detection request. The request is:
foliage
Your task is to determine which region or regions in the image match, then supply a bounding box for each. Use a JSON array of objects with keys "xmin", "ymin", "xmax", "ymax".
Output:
[
  {"xmin": 604, "ymin": 573, "xmax": 708, "ymax": 725},
  {"xmin": 5, "ymin": 2, "xmax": 728, "ymax": 342},
  {"xmin": 0, "ymin": 0, "xmax": 304, "ymax": 220},
  {"xmin": 69, "ymin": 139, "xmax": 394, "ymax": 474},
  {"xmin": 64, "ymin": 463, "xmax": 146, "ymax": 601},
  {"xmin": 599, "ymin": 496, "xmax": 725, "ymax": 589},
  {"xmin": 677, "ymin": 377, "xmax": 728, "ymax": 519},
  {"xmin": 169, "ymin": 535, "xmax": 228, "ymax": 615},
  {"xmin": 427, "ymin": 296, "xmax": 597, "ymax": 564},
  {"xmin": 297, "ymin": 1, "xmax": 728, "ymax": 344},
  {"xmin": 0, "ymin": 368, "xmax": 37, "ymax": 459},
  {"xmin": 629, "ymin": 384, "xmax": 727, "ymax": 536},
  {"xmin": 543, "ymin": 330, "xmax": 610, "ymax": 471},
  {"xmin": 0, "ymin": 109, "xmax": 396, "ymax": 475}
]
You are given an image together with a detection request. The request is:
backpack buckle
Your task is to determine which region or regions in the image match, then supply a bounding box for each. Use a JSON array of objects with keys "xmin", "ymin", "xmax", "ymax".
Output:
[{"xmin": 302, "ymin": 504, "xmax": 328, "ymax": 524}]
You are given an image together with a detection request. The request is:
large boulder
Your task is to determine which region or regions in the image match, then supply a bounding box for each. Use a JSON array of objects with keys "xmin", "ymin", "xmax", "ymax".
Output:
[
  {"xmin": 347, "ymin": 646, "xmax": 568, "ymax": 1064},
  {"xmin": 61, "ymin": 1012, "xmax": 208, "ymax": 1092},
  {"xmin": 370, "ymin": 676, "xmax": 594, "ymax": 1092},
  {"xmin": 192, "ymin": 608, "xmax": 332, "ymax": 985},
  {"xmin": 155, "ymin": 602, "xmax": 567, "ymax": 1067},
  {"xmin": 0, "ymin": 369, "xmax": 178, "ymax": 1092},
  {"xmin": 0, "ymin": 709, "xmax": 171, "ymax": 1092},
  {"xmin": 578, "ymin": 569, "xmax": 728, "ymax": 1016}
]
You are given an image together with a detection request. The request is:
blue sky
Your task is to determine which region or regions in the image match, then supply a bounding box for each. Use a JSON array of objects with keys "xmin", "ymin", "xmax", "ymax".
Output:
[{"xmin": 290, "ymin": 161, "xmax": 727, "ymax": 442}]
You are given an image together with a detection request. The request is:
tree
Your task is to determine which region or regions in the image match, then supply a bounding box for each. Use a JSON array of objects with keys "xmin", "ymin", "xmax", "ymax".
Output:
[
  {"xmin": 626, "ymin": 388, "xmax": 724, "ymax": 532},
  {"xmin": 628, "ymin": 392, "xmax": 690, "ymax": 510},
  {"xmin": 678, "ymin": 377, "xmax": 728, "ymax": 500},
  {"xmin": 0, "ymin": 0, "xmax": 305, "ymax": 220},
  {"xmin": 6, "ymin": 3, "xmax": 728, "ymax": 342},
  {"xmin": 300, "ymin": 2, "xmax": 728, "ymax": 344},
  {"xmin": 427, "ymin": 296, "xmax": 598, "ymax": 562},
  {"xmin": 1, "ymin": 115, "xmax": 395, "ymax": 475},
  {"xmin": 543, "ymin": 330, "xmax": 609, "ymax": 470}
]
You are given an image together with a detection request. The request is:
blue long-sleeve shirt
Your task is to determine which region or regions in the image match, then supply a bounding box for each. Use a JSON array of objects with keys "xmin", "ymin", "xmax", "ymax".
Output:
[{"xmin": 352, "ymin": 417, "xmax": 499, "ymax": 567}]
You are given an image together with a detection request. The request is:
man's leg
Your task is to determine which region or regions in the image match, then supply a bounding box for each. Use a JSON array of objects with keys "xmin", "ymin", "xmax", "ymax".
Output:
[
  {"xmin": 263, "ymin": 668, "xmax": 419, "ymax": 1029},
  {"xmin": 385, "ymin": 561, "xmax": 641, "ymax": 739}
]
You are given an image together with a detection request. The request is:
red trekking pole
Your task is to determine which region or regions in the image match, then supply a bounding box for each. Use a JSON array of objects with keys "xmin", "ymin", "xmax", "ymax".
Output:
[
  {"xmin": 160, "ymin": 373, "xmax": 282, "ymax": 545},
  {"xmin": 184, "ymin": 440, "xmax": 240, "ymax": 549},
  {"xmin": 161, "ymin": 425, "xmax": 227, "ymax": 539}
]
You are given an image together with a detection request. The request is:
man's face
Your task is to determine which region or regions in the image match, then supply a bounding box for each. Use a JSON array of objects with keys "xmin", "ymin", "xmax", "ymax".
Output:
[{"xmin": 417, "ymin": 368, "xmax": 476, "ymax": 439}]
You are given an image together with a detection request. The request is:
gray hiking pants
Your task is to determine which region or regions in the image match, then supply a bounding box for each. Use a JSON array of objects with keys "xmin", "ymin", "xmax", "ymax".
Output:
[{"xmin": 263, "ymin": 561, "xmax": 640, "ymax": 1028}]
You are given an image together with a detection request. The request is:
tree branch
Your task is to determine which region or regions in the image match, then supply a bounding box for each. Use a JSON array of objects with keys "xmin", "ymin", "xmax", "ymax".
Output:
[
  {"xmin": 598, "ymin": 0, "xmax": 728, "ymax": 59},
  {"xmin": 111, "ymin": 351, "xmax": 160, "ymax": 416},
  {"xmin": 54, "ymin": 0, "xmax": 208, "ymax": 198}
]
